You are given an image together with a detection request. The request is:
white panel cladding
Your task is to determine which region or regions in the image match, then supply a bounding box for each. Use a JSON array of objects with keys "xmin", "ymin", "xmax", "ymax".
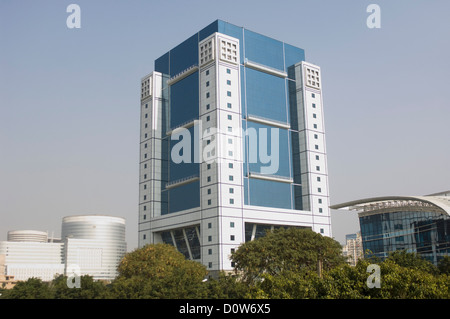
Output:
[
  {"xmin": 293, "ymin": 61, "xmax": 331, "ymax": 237},
  {"xmin": 219, "ymin": 38, "xmax": 238, "ymax": 64},
  {"xmin": 141, "ymin": 75, "xmax": 152, "ymax": 100},
  {"xmin": 199, "ymin": 36, "xmax": 215, "ymax": 67},
  {"xmin": 139, "ymin": 72, "xmax": 166, "ymax": 248}
]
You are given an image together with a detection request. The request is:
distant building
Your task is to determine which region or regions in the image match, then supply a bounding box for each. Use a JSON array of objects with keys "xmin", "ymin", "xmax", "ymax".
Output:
[
  {"xmin": 0, "ymin": 230, "xmax": 64, "ymax": 281},
  {"xmin": 62, "ymin": 215, "xmax": 127, "ymax": 281},
  {"xmin": 331, "ymin": 191, "xmax": 450, "ymax": 266},
  {"xmin": 0, "ymin": 215, "xmax": 127, "ymax": 282},
  {"xmin": 342, "ymin": 232, "xmax": 363, "ymax": 266}
]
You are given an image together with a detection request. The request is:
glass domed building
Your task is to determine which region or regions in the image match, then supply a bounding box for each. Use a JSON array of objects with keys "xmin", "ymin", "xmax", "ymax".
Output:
[{"xmin": 331, "ymin": 191, "xmax": 450, "ymax": 266}]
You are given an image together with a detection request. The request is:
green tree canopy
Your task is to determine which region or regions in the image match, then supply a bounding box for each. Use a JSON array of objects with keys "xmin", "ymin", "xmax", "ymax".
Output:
[
  {"xmin": 0, "ymin": 277, "xmax": 53, "ymax": 299},
  {"xmin": 109, "ymin": 243, "xmax": 208, "ymax": 298},
  {"xmin": 230, "ymin": 227, "xmax": 347, "ymax": 284}
]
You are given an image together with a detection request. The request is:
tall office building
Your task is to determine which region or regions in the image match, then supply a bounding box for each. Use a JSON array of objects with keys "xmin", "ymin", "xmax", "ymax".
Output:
[{"xmin": 139, "ymin": 20, "xmax": 331, "ymax": 272}]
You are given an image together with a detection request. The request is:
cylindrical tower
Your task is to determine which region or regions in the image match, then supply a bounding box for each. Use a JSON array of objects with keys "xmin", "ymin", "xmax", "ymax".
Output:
[
  {"xmin": 7, "ymin": 230, "xmax": 48, "ymax": 243},
  {"xmin": 61, "ymin": 215, "xmax": 126, "ymax": 281}
]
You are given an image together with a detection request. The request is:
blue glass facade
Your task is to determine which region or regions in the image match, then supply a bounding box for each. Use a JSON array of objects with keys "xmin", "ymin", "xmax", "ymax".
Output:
[
  {"xmin": 360, "ymin": 211, "xmax": 450, "ymax": 266},
  {"xmin": 154, "ymin": 20, "xmax": 306, "ymax": 214}
]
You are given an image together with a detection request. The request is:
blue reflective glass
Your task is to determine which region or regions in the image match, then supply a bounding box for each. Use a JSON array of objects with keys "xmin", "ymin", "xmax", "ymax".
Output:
[
  {"xmin": 245, "ymin": 67, "xmax": 287, "ymax": 123},
  {"xmin": 169, "ymin": 71, "xmax": 199, "ymax": 129},
  {"xmin": 246, "ymin": 121, "xmax": 291, "ymax": 178},
  {"xmin": 360, "ymin": 211, "xmax": 450, "ymax": 265},
  {"xmin": 169, "ymin": 125, "xmax": 200, "ymax": 182},
  {"xmin": 155, "ymin": 51, "xmax": 170, "ymax": 75},
  {"xmin": 168, "ymin": 181, "xmax": 200, "ymax": 213},
  {"xmin": 169, "ymin": 34, "xmax": 199, "ymax": 77},
  {"xmin": 248, "ymin": 178, "xmax": 292, "ymax": 209},
  {"xmin": 199, "ymin": 20, "xmax": 219, "ymax": 41},
  {"xmin": 293, "ymin": 185, "xmax": 303, "ymax": 210},
  {"xmin": 244, "ymin": 29, "xmax": 284, "ymax": 71},
  {"xmin": 284, "ymin": 43, "xmax": 305, "ymax": 71},
  {"xmin": 243, "ymin": 177, "xmax": 249, "ymax": 205},
  {"xmin": 288, "ymin": 79, "xmax": 300, "ymax": 131},
  {"xmin": 290, "ymin": 131, "xmax": 302, "ymax": 184}
]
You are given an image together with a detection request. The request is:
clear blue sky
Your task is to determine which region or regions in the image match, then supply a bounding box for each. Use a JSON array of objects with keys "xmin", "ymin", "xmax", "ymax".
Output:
[{"xmin": 1, "ymin": 0, "xmax": 449, "ymax": 250}]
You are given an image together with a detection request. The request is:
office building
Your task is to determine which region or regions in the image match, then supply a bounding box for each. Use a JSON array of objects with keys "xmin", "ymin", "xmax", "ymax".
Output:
[
  {"xmin": 331, "ymin": 191, "xmax": 450, "ymax": 266},
  {"xmin": 0, "ymin": 230, "xmax": 64, "ymax": 281},
  {"xmin": 62, "ymin": 215, "xmax": 127, "ymax": 281},
  {"xmin": 139, "ymin": 20, "xmax": 331, "ymax": 272},
  {"xmin": 0, "ymin": 215, "xmax": 127, "ymax": 282},
  {"xmin": 342, "ymin": 232, "xmax": 363, "ymax": 266}
]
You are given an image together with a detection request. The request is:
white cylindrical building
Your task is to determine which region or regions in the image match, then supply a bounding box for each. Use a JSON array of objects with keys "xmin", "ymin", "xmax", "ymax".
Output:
[
  {"xmin": 7, "ymin": 230, "xmax": 48, "ymax": 243},
  {"xmin": 61, "ymin": 215, "xmax": 126, "ymax": 281}
]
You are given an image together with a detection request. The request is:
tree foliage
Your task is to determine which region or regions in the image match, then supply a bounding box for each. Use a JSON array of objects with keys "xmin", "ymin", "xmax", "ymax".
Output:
[
  {"xmin": 1, "ymin": 237, "xmax": 448, "ymax": 299},
  {"xmin": 230, "ymin": 228, "xmax": 347, "ymax": 284}
]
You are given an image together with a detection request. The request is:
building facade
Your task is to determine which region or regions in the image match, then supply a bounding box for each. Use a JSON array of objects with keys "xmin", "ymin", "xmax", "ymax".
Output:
[
  {"xmin": 61, "ymin": 215, "xmax": 127, "ymax": 281},
  {"xmin": 342, "ymin": 232, "xmax": 363, "ymax": 266},
  {"xmin": 0, "ymin": 230, "xmax": 64, "ymax": 281},
  {"xmin": 139, "ymin": 20, "xmax": 332, "ymax": 272},
  {"xmin": 0, "ymin": 215, "xmax": 127, "ymax": 283},
  {"xmin": 331, "ymin": 191, "xmax": 450, "ymax": 266}
]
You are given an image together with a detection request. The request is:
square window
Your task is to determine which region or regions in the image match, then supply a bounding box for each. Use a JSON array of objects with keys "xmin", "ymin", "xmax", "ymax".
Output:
[
  {"xmin": 207, "ymin": 176, "xmax": 211, "ymax": 182},
  {"xmin": 313, "ymin": 124, "xmax": 318, "ymax": 129},
  {"xmin": 315, "ymin": 145, "xmax": 319, "ymax": 150},
  {"xmin": 208, "ymin": 249, "xmax": 212, "ymax": 255},
  {"xmin": 143, "ymin": 214, "xmax": 146, "ymax": 220},
  {"xmin": 320, "ymin": 228, "xmax": 324, "ymax": 234},
  {"xmin": 226, "ymin": 68, "xmax": 231, "ymax": 74},
  {"xmin": 228, "ymin": 151, "xmax": 233, "ymax": 156},
  {"xmin": 206, "ymin": 81, "xmax": 210, "ymax": 87},
  {"xmin": 318, "ymin": 187, "xmax": 322, "ymax": 193},
  {"xmin": 230, "ymin": 235, "xmax": 235, "ymax": 241},
  {"xmin": 318, "ymin": 199, "xmax": 322, "ymax": 204},
  {"xmin": 230, "ymin": 222, "xmax": 235, "ymax": 228},
  {"xmin": 316, "ymin": 166, "xmax": 320, "ymax": 171},
  {"xmin": 317, "ymin": 177, "xmax": 321, "ymax": 182},
  {"xmin": 227, "ymin": 115, "xmax": 232, "ymax": 120},
  {"xmin": 227, "ymin": 103, "xmax": 232, "ymax": 108},
  {"xmin": 206, "ymin": 104, "xmax": 210, "ymax": 110},
  {"xmin": 208, "ymin": 199, "xmax": 211, "ymax": 205},
  {"xmin": 207, "ymin": 164, "xmax": 211, "ymax": 169},
  {"xmin": 231, "ymin": 248, "xmax": 235, "ymax": 254},
  {"xmin": 228, "ymin": 163, "xmax": 233, "ymax": 169},
  {"xmin": 227, "ymin": 91, "xmax": 231, "ymax": 97},
  {"xmin": 319, "ymin": 208, "xmax": 323, "ymax": 213},
  {"xmin": 227, "ymin": 80, "xmax": 231, "ymax": 85},
  {"xmin": 313, "ymin": 113, "xmax": 317, "ymax": 118},
  {"xmin": 227, "ymin": 126, "xmax": 232, "ymax": 132},
  {"xmin": 206, "ymin": 70, "xmax": 210, "ymax": 76},
  {"xmin": 143, "ymin": 234, "xmax": 146, "ymax": 240},
  {"xmin": 314, "ymin": 134, "xmax": 318, "ymax": 139},
  {"xmin": 312, "ymin": 93, "xmax": 315, "ymax": 98},
  {"xmin": 312, "ymin": 103, "xmax": 316, "ymax": 108},
  {"xmin": 229, "ymin": 188, "xmax": 234, "ymax": 194},
  {"xmin": 208, "ymin": 223, "xmax": 212, "ymax": 229},
  {"xmin": 228, "ymin": 138, "xmax": 233, "ymax": 144},
  {"xmin": 207, "ymin": 188, "xmax": 211, "ymax": 195},
  {"xmin": 208, "ymin": 235, "xmax": 212, "ymax": 242},
  {"xmin": 206, "ymin": 92, "xmax": 210, "ymax": 98},
  {"xmin": 229, "ymin": 198, "xmax": 234, "ymax": 204},
  {"xmin": 206, "ymin": 116, "xmax": 210, "ymax": 122},
  {"xmin": 208, "ymin": 262, "xmax": 212, "ymax": 268},
  {"xmin": 144, "ymin": 184, "xmax": 147, "ymax": 190},
  {"xmin": 229, "ymin": 175, "xmax": 234, "ymax": 181}
]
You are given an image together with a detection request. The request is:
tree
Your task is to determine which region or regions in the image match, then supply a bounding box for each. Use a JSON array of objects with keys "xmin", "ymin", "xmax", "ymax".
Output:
[
  {"xmin": 385, "ymin": 250, "xmax": 438, "ymax": 275},
  {"xmin": 108, "ymin": 243, "xmax": 208, "ymax": 298},
  {"xmin": 51, "ymin": 275, "xmax": 109, "ymax": 299},
  {"xmin": 438, "ymin": 255, "xmax": 450, "ymax": 275},
  {"xmin": 230, "ymin": 228, "xmax": 347, "ymax": 284},
  {"xmin": 0, "ymin": 277, "xmax": 53, "ymax": 299}
]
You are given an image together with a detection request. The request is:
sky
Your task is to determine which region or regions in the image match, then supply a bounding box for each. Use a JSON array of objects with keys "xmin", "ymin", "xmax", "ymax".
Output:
[{"xmin": 1, "ymin": 0, "xmax": 449, "ymax": 251}]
